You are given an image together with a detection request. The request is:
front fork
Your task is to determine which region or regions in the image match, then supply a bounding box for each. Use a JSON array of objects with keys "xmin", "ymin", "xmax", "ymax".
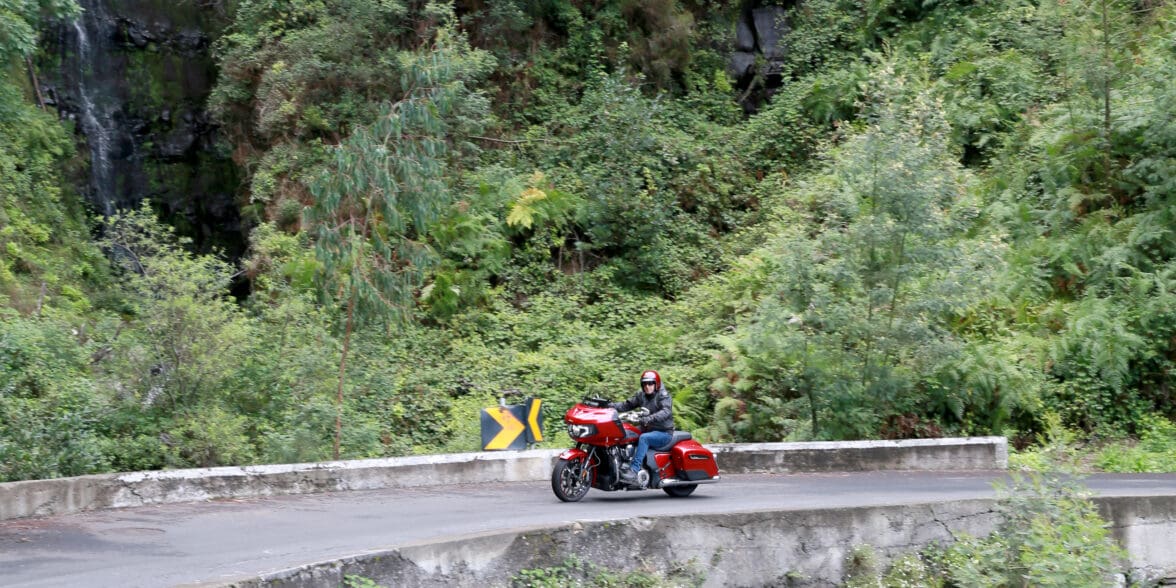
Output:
[{"xmin": 560, "ymin": 445, "xmax": 605, "ymax": 486}]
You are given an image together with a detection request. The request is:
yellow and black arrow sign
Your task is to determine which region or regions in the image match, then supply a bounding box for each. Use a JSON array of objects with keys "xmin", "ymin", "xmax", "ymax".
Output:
[
  {"xmin": 480, "ymin": 397, "xmax": 545, "ymax": 451},
  {"xmin": 480, "ymin": 405, "xmax": 527, "ymax": 450},
  {"xmin": 525, "ymin": 397, "xmax": 544, "ymax": 443}
]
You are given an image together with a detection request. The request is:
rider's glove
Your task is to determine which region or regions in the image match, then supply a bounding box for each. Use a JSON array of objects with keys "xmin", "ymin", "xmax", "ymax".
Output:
[{"xmin": 638, "ymin": 416, "xmax": 650, "ymax": 427}]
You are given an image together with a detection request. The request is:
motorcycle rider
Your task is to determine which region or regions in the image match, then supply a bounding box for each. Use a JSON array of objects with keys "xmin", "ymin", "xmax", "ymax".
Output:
[{"xmin": 611, "ymin": 370, "xmax": 673, "ymax": 485}]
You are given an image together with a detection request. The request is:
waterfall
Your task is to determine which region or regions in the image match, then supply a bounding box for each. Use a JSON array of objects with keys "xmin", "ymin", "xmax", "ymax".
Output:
[
  {"xmin": 46, "ymin": 0, "xmax": 246, "ymax": 258},
  {"xmin": 69, "ymin": 0, "xmax": 121, "ymax": 217}
]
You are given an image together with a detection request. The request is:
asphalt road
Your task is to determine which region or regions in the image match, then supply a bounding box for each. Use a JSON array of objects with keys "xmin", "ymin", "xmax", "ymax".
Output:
[{"xmin": 1, "ymin": 471, "xmax": 1174, "ymax": 587}]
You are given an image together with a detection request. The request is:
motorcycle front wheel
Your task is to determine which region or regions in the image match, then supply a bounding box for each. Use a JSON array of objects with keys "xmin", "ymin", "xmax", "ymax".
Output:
[{"xmin": 552, "ymin": 458, "xmax": 591, "ymax": 502}]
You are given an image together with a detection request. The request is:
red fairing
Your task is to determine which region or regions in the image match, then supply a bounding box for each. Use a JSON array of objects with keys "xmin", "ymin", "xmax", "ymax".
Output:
[{"xmin": 563, "ymin": 404, "xmax": 638, "ymax": 446}]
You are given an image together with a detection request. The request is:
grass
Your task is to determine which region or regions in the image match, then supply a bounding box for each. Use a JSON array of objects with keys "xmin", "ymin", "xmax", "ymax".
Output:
[{"xmin": 1009, "ymin": 415, "xmax": 1176, "ymax": 474}]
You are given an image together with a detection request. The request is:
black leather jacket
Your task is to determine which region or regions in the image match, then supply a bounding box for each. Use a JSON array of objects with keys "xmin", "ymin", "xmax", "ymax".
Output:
[{"xmin": 610, "ymin": 386, "xmax": 673, "ymax": 432}]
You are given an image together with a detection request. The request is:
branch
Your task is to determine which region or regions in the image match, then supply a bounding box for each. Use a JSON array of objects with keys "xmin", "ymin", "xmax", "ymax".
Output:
[
  {"xmin": 26, "ymin": 57, "xmax": 45, "ymax": 109},
  {"xmin": 34, "ymin": 282, "xmax": 47, "ymax": 316},
  {"xmin": 463, "ymin": 134, "xmax": 567, "ymax": 145},
  {"xmin": 90, "ymin": 322, "xmax": 125, "ymax": 365},
  {"xmin": 108, "ymin": 241, "xmax": 148, "ymax": 276}
]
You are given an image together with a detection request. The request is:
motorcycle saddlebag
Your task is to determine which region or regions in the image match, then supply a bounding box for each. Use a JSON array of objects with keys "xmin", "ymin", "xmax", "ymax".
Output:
[{"xmin": 672, "ymin": 440, "xmax": 718, "ymax": 481}]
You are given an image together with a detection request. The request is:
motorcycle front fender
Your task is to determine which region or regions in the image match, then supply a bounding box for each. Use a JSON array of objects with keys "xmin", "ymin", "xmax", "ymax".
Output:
[{"xmin": 558, "ymin": 447, "xmax": 588, "ymax": 461}]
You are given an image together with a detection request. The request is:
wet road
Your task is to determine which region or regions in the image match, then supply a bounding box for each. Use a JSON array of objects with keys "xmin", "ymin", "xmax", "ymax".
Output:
[{"xmin": 1, "ymin": 471, "xmax": 1174, "ymax": 587}]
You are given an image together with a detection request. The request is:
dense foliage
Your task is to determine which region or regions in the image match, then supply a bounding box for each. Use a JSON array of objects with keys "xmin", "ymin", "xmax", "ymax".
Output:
[
  {"xmin": 843, "ymin": 472, "xmax": 1126, "ymax": 587},
  {"xmin": 2, "ymin": 0, "xmax": 1176, "ymax": 482}
]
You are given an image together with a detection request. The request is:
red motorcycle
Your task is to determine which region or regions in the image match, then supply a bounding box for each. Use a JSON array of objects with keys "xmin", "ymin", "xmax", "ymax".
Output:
[{"xmin": 551, "ymin": 397, "xmax": 720, "ymax": 502}]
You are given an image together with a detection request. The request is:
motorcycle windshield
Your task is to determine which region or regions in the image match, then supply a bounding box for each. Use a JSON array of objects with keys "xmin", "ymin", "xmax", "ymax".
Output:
[{"xmin": 565, "ymin": 405, "xmax": 615, "ymax": 424}]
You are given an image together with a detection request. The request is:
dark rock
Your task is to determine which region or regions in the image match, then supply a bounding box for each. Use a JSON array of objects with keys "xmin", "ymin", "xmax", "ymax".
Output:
[
  {"xmin": 158, "ymin": 129, "xmax": 197, "ymax": 160},
  {"xmin": 175, "ymin": 30, "xmax": 208, "ymax": 54},
  {"xmin": 752, "ymin": 6, "xmax": 789, "ymax": 61},
  {"xmin": 116, "ymin": 17, "xmax": 155, "ymax": 48},
  {"xmin": 735, "ymin": 16, "xmax": 756, "ymax": 52},
  {"xmin": 128, "ymin": 28, "xmax": 149, "ymax": 48},
  {"xmin": 728, "ymin": 52, "xmax": 756, "ymax": 80}
]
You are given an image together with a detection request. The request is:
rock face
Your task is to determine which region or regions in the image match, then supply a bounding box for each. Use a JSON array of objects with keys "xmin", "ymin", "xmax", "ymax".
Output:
[
  {"xmin": 752, "ymin": 6, "xmax": 790, "ymax": 60},
  {"xmin": 42, "ymin": 0, "xmax": 243, "ymax": 256},
  {"xmin": 735, "ymin": 15, "xmax": 757, "ymax": 52},
  {"xmin": 728, "ymin": 2, "xmax": 794, "ymax": 113}
]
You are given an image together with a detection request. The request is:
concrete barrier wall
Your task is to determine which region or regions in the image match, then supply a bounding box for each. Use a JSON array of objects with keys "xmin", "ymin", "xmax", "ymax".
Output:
[
  {"xmin": 224, "ymin": 494, "xmax": 1176, "ymax": 588},
  {"xmin": 0, "ymin": 437, "xmax": 1007, "ymax": 521},
  {"xmin": 712, "ymin": 437, "xmax": 1008, "ymax": 473},
  {"xmin": 0, "ymin": 450, "xmax": 560, "ymax": 521}
]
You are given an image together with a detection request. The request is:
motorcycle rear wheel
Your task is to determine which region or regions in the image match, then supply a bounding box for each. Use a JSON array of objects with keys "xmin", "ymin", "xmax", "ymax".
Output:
[
  {"xmin": 552, "ymin": 458, "xmax": 591, "ymax": 502},
  {"xmin": 662, "ymin": 484, "xmax": 697, "ymax": 497}
]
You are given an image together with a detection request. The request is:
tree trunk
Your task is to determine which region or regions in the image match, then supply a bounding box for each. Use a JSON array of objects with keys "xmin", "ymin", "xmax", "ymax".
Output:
[
  {"xmin": 807, "ymin": 385, "xmax": 819, "ymax": 438},
  {"xmin": 803, "ymin": 339, "xmax": 819, "ymax": 437},
  {"xmin": 1100, "ymin": 0, "xmax": 1113, "ymax": 188},
  {"xmin": 334, "ymin": 294, "xmax": 356, "ymax": 460},
  {"xmin": 25, "ymin": 57, "xmax": 45, "ymax": 109}
]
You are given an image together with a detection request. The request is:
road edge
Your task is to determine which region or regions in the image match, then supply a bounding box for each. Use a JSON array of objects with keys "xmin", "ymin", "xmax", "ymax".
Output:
[{"xmin": 0, "ymin": 436, "xmax": 1007, "ymax": 521}]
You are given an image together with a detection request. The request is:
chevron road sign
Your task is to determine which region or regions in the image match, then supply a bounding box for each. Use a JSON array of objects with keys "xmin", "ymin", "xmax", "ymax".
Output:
[
  {"xmin": 524, "ymin": 397, "xmax": 543, "ymax": 443},
  {"xmin": 481, "ymin": 397, "xmax": 544, "ymax": 450}
]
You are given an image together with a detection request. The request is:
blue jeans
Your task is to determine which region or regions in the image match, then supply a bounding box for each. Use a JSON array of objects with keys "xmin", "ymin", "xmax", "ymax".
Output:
[{"xmin": 631, "ymin": 431, "xmax": 672, "ymax": 473}]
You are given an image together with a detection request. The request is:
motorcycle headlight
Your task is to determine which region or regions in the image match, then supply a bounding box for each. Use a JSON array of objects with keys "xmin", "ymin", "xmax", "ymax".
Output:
[{"xmin": 567, "ymin": 424, "xmax": 596, "ymax": 439}]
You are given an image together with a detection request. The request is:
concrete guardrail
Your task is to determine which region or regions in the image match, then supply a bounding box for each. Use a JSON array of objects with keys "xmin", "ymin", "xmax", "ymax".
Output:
[
  {"xmin": 7, "ymin": 436, "xmax": 1173, "ymax": 586},
  {"xmin": 222, "ymin": 493, "xmax": 1176, "ymax": 587},
  {"xmin": 0, "ymin": 436, "xmax": 1007, "ymax": 522}
]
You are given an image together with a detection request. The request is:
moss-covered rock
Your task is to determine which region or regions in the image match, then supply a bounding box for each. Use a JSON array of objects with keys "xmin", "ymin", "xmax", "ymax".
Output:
[{"xmin": 41, "ymin": 0, "xmax": 244, "ymax": 256}]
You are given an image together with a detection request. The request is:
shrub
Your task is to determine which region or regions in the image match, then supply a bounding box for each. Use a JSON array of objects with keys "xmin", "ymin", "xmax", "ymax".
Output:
[
  {"xmin": 931, "ymin": 472, "xmax": 1125, "ymax": 587},
  {"xmin": 1096, "ymin": 416, "xmax": 1176, "ymax": 473}
]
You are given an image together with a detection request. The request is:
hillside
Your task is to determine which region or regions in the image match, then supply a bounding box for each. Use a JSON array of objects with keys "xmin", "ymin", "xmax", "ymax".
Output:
[{"xmin": 2, "ymin": 0, "xmax": 1175, "ymax": 481}]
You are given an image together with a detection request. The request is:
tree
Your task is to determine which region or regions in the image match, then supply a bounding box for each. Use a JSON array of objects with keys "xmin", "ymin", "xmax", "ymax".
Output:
[
  {"xmin": 100, "ymin": 204, "xmax": 252, "ymax": 410},
  {"xmin": 1057, "ymin": 0, "xmax": 1135, "ymax": 188},
  {"xmin": 992, "ymin": 1, "xmax": 1176, "ymax": 433},
  {"xmin": 718, "ymin": 62, "xmax": 997, "ymax": 440},
  {"xmin": 1, "ymin": 0, "xmax": 93, "ymax": 312},
  {"xmin": 0, "ymin": 0, "xmax": 78, "ymax": 63},
  {"xmin": 305, "ymin": 27, "xmax": 490, "ymax": 459}
]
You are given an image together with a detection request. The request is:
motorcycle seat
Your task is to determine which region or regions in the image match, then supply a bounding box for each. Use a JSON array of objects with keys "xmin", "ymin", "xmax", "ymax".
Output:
[{"xmin": 652, "ymin": 431, "xmax": 692, "ymax": 452}]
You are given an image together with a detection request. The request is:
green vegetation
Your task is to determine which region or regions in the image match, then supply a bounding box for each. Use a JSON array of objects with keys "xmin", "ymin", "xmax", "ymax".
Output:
[
  {"xmin": 843, "ymin": 472, "xmax": 1126, "ymax": 587},
  {"xmin": 1011, "ymin": 411, "xmax": 1176, "ymax": 473},
  {"xmin": 3, "ymin": 0, "xmax": 1176, "ymax": 480},
  {"xmin": 512, "ymin": 555, "xmax": 704, "ymax": 588},
  {"xmin": 342, "ymin": 575, "xmax": 386, "ymax": 588}
]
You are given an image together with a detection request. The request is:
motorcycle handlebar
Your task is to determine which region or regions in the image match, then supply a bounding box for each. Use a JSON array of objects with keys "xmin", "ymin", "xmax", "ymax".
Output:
[{"xmin": 618, "ymin": 407, "xmax": 648, "ymax": 423}]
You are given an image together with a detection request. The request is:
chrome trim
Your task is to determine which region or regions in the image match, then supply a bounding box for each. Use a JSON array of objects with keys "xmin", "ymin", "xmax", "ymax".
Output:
[{"xmin": 660, "ymin": 476, "xmax": 720, "ymax": 487}]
